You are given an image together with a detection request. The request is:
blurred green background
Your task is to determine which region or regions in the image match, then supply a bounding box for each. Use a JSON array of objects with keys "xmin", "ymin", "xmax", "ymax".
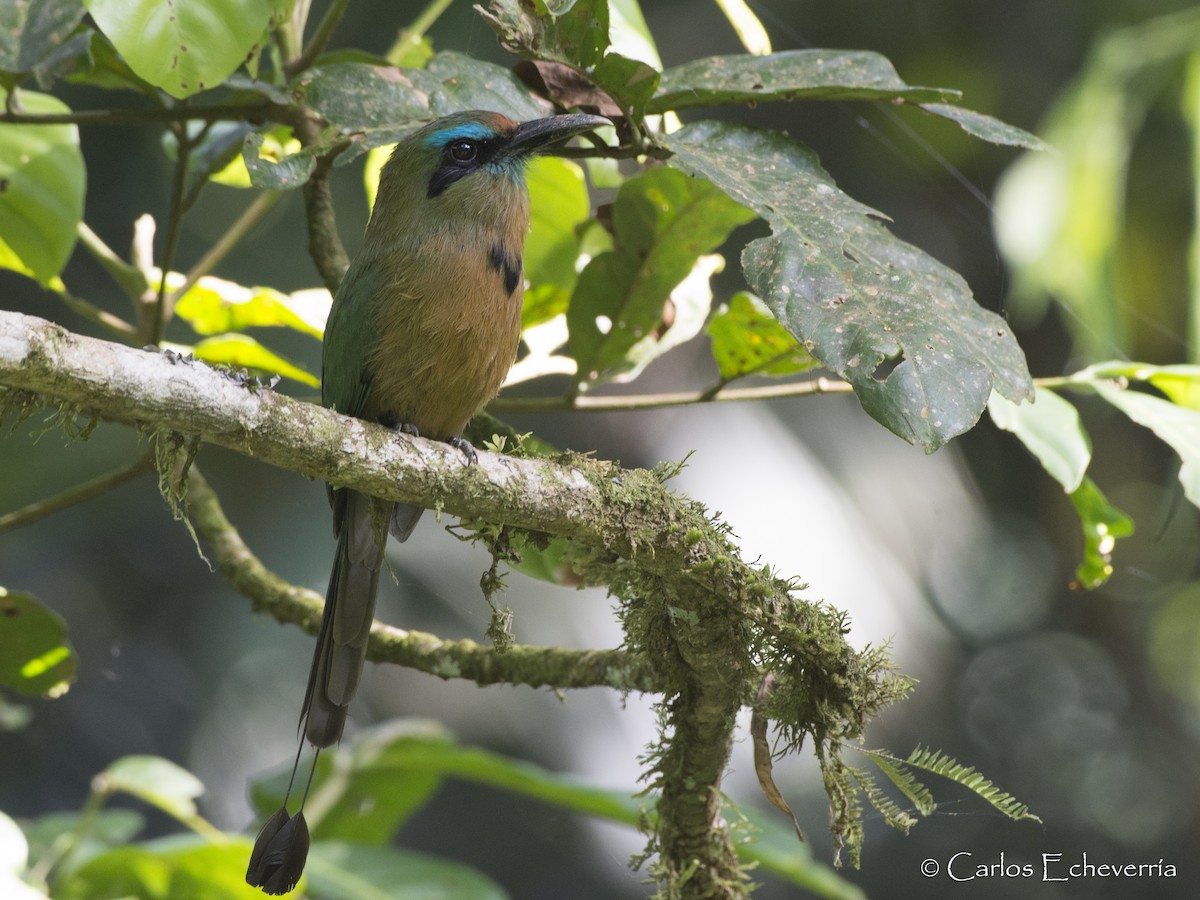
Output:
[{"xmin": 3, "ymin": 0, "xmax": 1200, "ymax": 897}]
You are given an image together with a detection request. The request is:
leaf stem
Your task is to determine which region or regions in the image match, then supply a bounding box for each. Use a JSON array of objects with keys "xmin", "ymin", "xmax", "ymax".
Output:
[
  {"xmin": 285, "ymin": 0, "xmax": 352, "ymax": 77},
  {"xmin": 54, "ymin": 286, "xmax": 138, "ymax": 340},
  {"xmin": 0, "ymin": 453, "xmax": 155, "ymax": 533},
  {"xmin": 0, "ymin": 103, "xmax": 297, "ymax": 128},
  {"xmin": 491, "ymin": 377, "xmax": 855, "ymax": 413},
  {"xmin": 76, "ymin": 222, "xmax": 148, "ymax": 300}
]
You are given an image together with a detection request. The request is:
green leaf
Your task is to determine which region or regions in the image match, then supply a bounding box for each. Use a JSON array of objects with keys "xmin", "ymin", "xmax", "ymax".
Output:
[
  {"xmin": 707, "ymin": 291, "xmax": 816, "ymax": 381},
  {"xmin": 307, "ymin": 843, "xmax": 508, "ymax": 900},
  {"xmin": 251, "ymin": 720, "xmax": 640, "ymax": 841},
  {"xmin": 649, "ymin": 49, "xmax": 959, "ymax": 115},
  {"xmin": 96, "ymin": 757, "xmax": 204, "ymax": 819},
  {"xmin": 0, "ymin": 0, "xmax": 87, "ymax": 82},
  {"xmin": 477, "ymin": 0, "xmax": 610, "ymax": 71},
  {"xmin": 506, "ymin": 534, "xmax": 576, "ymax": 584},
  {"xmin": 568, "ymin": 166, "xmax": 755, "ymax": 386},
  {"xmin": 251, "ymin": 722, "xmax": 445, "ymax": 843},
  {"xmin": 0, "ymin": 587, "xmax": 76, "ymax": 698},
  {"xmin": 178, "ymin": 334, "xmax": 319, "ymax": 387},
  {"xmin": 667, "ymin": 119, "xmax": 1033, "ymax": 451},
  {"xmin": 63, "ymin": 30, "xmax": 156, "ymax": 94},
  {"xmin": 56, "ymin": 835, "xmax": 266, "ymax": 900},
  {"xmin": 301, "ymin": 53, "xmax": 551, "ymax": 141},
  {"xmin": 82, "ymin": 0, "xmax": 284, "ymax": 99},
  {"xmin": 735, "ymin": 807, "xmax": 866, "ymax": 899},
  {"xmin": 523, "ymin": 156, "xmax": 590, "ymax": 327},
  {"xmin": 1074, "ymin": 361, "xmax": 1200, "ymax": 411},
  {"xmin": 1140, "ymin": 365, "xmax": 1200, "ymax": 410},
  {"xmin": 241, "ymin": 131, "xmax": 317, "ymax": 190},
  {"xmin": 1068, "ymin": 476, "xmax": 1134, "ymax": 590},
  {"xmin": 172, "ymin": 275, "xmax": 328, "ymax": 339},
  {"xmin": 988, "ymin": 386, "xmax": 1090, "ymax": 492},
  {"xmin": 591, "ymin": 51, "xmax": 660, "ymax": 119},
  {"xmin": 251, "ymin": 721, "xmax": 860, "ymax": 896},
  {"xmin": 421, "ymin": 53, "xmax": 550, "ymax": 122},
  {"xmin": 297, "ymin": 62, "xmax": 431, "ymax": 134},
  {"xmin": 23, "ymin": 810, "xmax": 144, "ymax": 866},
  {"xmin": 0, "ymin": 90, "xmax": 84, "ymax": 284},
  {"xmin": 919, "ymin": 103, "xmax": 1049, "ymax": 151},
  {"xmin": 162, "ymin": 122, "xmax": 255, "ymax": 191},
  {"xmin": 1095, "ymin": 381, "xmax": 1200, "ymax": 505}
]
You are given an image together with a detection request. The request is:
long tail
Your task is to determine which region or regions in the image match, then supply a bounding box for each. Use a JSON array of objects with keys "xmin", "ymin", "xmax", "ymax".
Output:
[{"xmin": 302, "ymin": 490, "xmax": 386, "ymax": 747}]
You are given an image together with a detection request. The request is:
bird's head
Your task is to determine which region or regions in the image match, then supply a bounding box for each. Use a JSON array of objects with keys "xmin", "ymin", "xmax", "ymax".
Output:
[
  {"xmin": 413, "ymin": 110, "xmax": 609, "ymax": 199},
  {"xmin": 372, "ymin": 110, "xmax": 608, "ymax": 226}
]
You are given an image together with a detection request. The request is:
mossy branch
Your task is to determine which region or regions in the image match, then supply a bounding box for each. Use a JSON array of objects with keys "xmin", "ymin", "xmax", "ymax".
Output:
[{"xmin": 0, "ymin": 308, "xmax": 906, "ymax": 898}]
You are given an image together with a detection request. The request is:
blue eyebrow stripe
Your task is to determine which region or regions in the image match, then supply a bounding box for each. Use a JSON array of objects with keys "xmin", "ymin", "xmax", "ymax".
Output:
[{"xmin": 422, "ymin": 122, "xmax": 494, "ymax": 148}]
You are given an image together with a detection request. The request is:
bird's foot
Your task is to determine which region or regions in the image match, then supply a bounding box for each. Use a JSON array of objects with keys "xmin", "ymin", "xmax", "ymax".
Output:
[
  {"xmin": 448, "ymin": 436, "xmax": 478, "ymax": 465},
  {"xmin": 380, "ymin": 412, "xmax": 420, "ymax": 437}
]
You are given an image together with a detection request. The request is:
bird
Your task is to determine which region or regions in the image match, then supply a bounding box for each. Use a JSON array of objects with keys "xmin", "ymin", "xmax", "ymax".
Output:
[{"xmin": 247, "ymin": 109, "xmax": 608, "ymax": 895}]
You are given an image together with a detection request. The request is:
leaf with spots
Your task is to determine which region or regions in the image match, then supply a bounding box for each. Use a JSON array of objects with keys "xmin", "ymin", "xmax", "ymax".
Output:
[
  {"xmin": 83, "ymin": 0, "xmax": 287, "ymax": 100},
  {"xmin": 241, "ymin": 130, "xmax": 316, "ymax": 190},
  {"xmin": 297, "ymin": 62, "xmax": 432, "ymax": 134},
  {"xmin": 649, "ymin": 49, "xmax": 959, "ymax": 114},
  {"xmin": 0, "ymin": 0, "xmax": 87, "ymax": 87},
  {"xmin": 296, "ymin": 54, "xmax": 550, "ymax": 144},
  {"xmin": 477, "ymin": 0, "xmax": 610, "ymax": 72},
  {"xmin": 666, "ymin": 120, "xmax": 1032, "ymax": 451},
  {"xmin": 708, "ymin": 292, "xmax": 817, "ymax": 382}
]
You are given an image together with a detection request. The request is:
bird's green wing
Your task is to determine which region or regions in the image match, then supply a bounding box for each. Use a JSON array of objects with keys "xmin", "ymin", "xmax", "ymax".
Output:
[{"xmin": 321, "ymin": 263, "xmax": 377, "ymax": 418}]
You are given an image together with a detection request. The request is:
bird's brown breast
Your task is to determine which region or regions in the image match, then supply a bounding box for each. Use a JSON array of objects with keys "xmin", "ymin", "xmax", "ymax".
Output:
[{"xmin": 362, "ymin": 229, "xmax": 523, "ymax": 440}]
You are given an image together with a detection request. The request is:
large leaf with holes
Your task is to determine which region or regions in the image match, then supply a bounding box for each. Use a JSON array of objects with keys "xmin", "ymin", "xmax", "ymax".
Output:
[
  {"xmin": 650, "ymin": 49, "xmax": 958, "ymax": 113},
  {"xmin": 477, "ymin": 0, "xmax": 610, "ymax": 71},
  {"xmin": 666, "ymin": 120, "xmax": 1032, "ymax": 451},
  {"xmin": 83, "ymin": 0, "xmax": 285, "ymax": 99},
  {"xmin": 297, "ymin": 54, "xmax": 549, "ymax": 141},
  {"xmin": 0, "ymin": 0, "xmax": 86, "ymax": 84}
]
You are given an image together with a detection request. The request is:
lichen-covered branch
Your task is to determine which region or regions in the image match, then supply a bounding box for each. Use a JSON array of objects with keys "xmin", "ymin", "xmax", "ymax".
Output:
[
  {"xmin": 181, "ymin": 464, "xmax": 652, "ymax": 691},
  {"xmin": 0, "ymin": 308, "xmax": 906, "ymax": 897}
]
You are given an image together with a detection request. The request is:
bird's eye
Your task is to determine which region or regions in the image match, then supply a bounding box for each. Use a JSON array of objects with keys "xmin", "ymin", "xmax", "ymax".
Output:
[{"xmin": 449, "ymin": 139, "xmax": 477, "ymax": 162}]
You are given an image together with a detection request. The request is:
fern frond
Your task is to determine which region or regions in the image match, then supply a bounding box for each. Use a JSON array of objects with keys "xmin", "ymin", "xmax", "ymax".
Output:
[
  {"xmin": 906, "ymin": 745, "xmax": 1042, "ymax": 823},
  {"xmin": 857, "ymin": 748, "xmax": 936, "ymax": 816},
  {"xmin": 846, "ymin": 763, "xmax": 919, "ymax": 833}
]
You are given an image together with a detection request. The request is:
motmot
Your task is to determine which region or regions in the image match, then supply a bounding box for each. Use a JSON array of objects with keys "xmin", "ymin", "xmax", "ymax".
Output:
[{"xmin": 247, "ymin": 110, "xmax": 607, "ymax": 895}]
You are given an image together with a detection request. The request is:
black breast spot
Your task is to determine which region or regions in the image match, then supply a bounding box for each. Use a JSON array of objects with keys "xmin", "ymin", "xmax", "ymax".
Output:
[{"xmin": 488, "ymin": 242, "xmax": 523, "ymax": 298}]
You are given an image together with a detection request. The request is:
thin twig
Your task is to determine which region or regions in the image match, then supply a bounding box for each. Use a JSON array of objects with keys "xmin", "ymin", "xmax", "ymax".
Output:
[
  {"xmin": 491, "ymin": 377, "xmax": 855, "ymax": 413},
  {"xmin": 183, "ymin": 465, "xmax": 657, "ymax": 692},
  {"xmin": 147, "ymin": 121, "xmax": 210, "ymax": 345},
  {"xmin": 285, "ymin": 0, "xmax": 352, "ymax": 78},
  {"xmin": 0, "ymin": 453, "xmax": 154, "ymax": 533},
  {"xmin": 0, "ymin": 103, "xmax": 297, "ymax": 128},
  {"xmin": 54, "ymin": 288, "xmax": 138, "ymax": 340},
  {"xmin": 75, "ymin": 222, "xmax": 148, "ymax": 300}
]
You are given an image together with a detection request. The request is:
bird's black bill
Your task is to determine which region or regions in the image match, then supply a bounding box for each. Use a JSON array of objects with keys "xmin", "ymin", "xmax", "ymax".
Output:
[{"xmin": 503, "ymin": 113, "xmax": 610, "ymax": 159}]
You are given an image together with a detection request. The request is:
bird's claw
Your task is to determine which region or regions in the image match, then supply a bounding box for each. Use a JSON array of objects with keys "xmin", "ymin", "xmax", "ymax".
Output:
[{"xmin": 448, "ymin": 436, "xmax": 478, "ymax": 465}]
